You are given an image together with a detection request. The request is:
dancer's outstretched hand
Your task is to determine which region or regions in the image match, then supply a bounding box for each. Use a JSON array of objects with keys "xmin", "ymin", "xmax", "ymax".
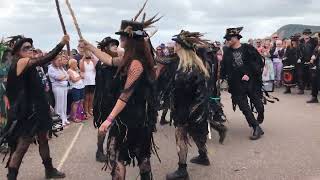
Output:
[
  {"xmin": 61, "ymin": 35, "xmax": 70, "ymax": 45},
  {"xmin": 99, "ymin": 120, "xmax": 112, "ymax": 134}
]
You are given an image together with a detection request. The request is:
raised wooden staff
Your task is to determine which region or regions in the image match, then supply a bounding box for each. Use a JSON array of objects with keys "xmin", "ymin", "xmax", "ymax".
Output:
[
  {"xmin": 65, "ymin": 0, "xmax": 83, "ymax": 40},
  {"xmin": 54, "ymin": 0, "xmax": 70, "ymax": 56}
]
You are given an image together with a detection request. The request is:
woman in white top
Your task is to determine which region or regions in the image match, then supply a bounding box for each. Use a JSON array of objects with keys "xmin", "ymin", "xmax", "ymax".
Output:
[
  {"xmin": 48, "ymin": 55, "xmax": 70, "ymax": 126},
  {"xmin": 68, "ymin": 59, "xmax": 85, "ymax": 122},
  {"xmin": 80, "ymin": 53, "xmax": 97, "ymax": 117}
]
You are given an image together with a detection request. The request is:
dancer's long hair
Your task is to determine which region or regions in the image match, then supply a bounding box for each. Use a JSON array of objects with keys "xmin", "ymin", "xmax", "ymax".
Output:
[
  {"xmin": 120, "ymin": 37, "xmax": 155, "ymax": 78},
  {"xmin": 176, "ymin": 47, "xmax": 210, "ymax": 78}
]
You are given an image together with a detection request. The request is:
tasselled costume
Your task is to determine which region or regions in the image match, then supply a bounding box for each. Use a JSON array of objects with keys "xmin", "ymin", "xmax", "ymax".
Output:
[
  {"xmin": 93, "ymin": 37, "xmax": 122, "ymax": 162},
  {"xmin": 98, "ymin": 3, "xmax": 162, "ymax": 179},
  {"xmin": 93, "ymin": 37, "xmax": 121, "ymax": 128},
  {"xmin": 1, "ymin": 36, "xmax": 66, "ymax": 180},
  {"xmin": 164, "ymin": 30, "xmax": 211, "ymax": 180},
  {"xmin": 197, "ymin": 45, "xmax": 227, "ymax": 144}
]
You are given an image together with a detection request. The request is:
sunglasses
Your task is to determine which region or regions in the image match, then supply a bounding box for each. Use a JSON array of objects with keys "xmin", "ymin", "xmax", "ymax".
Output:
[{"xmin": 21, "ymin": 45, "xmax": 34, "ymax": 52}]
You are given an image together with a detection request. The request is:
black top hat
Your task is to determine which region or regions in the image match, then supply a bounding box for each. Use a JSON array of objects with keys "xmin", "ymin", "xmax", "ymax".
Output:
[
  {"xmin": 224, "ymin": 27, "xmax": 243, "ymax": 39},
  {"xmin": 97, "ymin": 37, "xmax": 119, "ymax": 50},
  {"xmin": 12, "ymin": 37, "xmax": 33, "ymax": 55},
  {"xmin": 303, "ymin": 29, "xmax": 312, "ymax": 35},
  {"xmin": 172, "ymin": 30, "xmax": 208, "ymax": 51},
  {"xmin": 115, "ymin": 20, "xmax": 147, "ymax": 38}
]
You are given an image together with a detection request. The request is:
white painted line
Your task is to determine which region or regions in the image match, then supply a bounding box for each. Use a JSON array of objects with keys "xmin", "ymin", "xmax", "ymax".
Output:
[{"xmin": 57, "ymin": 124, "xmax": 84, "ymax": 171}]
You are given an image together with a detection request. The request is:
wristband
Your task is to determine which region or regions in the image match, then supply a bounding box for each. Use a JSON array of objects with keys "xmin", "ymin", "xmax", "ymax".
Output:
[{"xmin": 106, "ymin": 115, "xmax": 114, "ymax": 123}]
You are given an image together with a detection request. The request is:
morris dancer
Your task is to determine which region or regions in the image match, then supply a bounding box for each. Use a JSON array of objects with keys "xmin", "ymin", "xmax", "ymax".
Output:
[
  {"xmin": 283, "ymin": 35, "xmax": 301, "ymax": 94},
  {"xmin": 221, "ymin": 27, "xmax": 265, "ymax": 140},
  {"xmin": 81, "ymin": 2, "xmax": 161, "ymax": 179},
  {"xmin": 93, "ymin": 37, "xmax": 121, "ymax": 162},
  {"xmin": 2, "ymin": 35, "xmax": 69, "ymax": 180},
  {"xmin": 165, "ymin": 30, "xmax": 211, "ymax": 180}
]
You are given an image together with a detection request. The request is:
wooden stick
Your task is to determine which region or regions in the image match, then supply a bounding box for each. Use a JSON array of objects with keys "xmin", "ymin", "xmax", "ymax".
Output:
[
  {"xmin": 65, "ymin": 0, "xmax": 83, "ymax": 40},
  {"xmin": 54, "ymin": 0, "xmax": 70, "ymax": 56}
]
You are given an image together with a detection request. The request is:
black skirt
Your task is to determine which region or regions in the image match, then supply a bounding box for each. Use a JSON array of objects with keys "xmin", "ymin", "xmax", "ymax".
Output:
[
  {"xmin": 6, "ymin": 101, "xmax": 52, "ymax": 144},
  {"xmin": 105, "ymin": 119, "xmax": 153, "ymax": 167}
]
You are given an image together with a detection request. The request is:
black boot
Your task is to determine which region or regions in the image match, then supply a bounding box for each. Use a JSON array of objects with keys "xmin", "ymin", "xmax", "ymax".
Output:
[
  {"xmin": 257, "ymin": 113, "xmax": 264, "ymax": 124},
  {"xmin": 96, "ymin": 150, "xmax": 107, "ymax": 162},
  {"xmin": 190, "ymin": 153, "xmax": 210, "ymax": 166},
  {"xmin": 217, "ymin": 125, "xmax": 227, "ymax": 144},
  {"xmin": 283, "ymin": 88, "xmax": 291, "ymax": 94},
  {"xmin": 43, "ymin": 158, "xmax": 66, "ymax": 179},
  {"xmin": 250, "ymin": 126, "xmax": 264, "ymax": 140},
  {"xmin": 7, "ymin": 167, "xmax": 18, "ymax": 180},
  {"xmin": 166, "ymin": 163, "xmax": 189, "ymax": 180},
  {"xmin": 212, "ymin": 123, "xmax": 227, "ymax": 144},
  {"xmin": 140, "ymin": 171, "xmax": 152, "ymax": 180},
  {"xmin": 307, "ymin": 97, "xmax": 319, "ymax": 103},
  {"xmin": 297, "ymin": 90, "xmax": 304, "ymax": 95}
]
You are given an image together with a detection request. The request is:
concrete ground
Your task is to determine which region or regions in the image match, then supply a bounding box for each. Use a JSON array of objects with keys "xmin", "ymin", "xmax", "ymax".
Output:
[{"xmin": 1, "ymin": 89, "xmax": 320, "ymax": 180}]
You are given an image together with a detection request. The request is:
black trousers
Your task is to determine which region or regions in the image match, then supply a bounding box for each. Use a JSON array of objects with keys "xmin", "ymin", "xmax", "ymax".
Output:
[
  {"xmin": 296, "ymin": 64, "xmax": 311, "ymax": 90},
  {"xmin": 232, "ymin": 90, "xmax": 264, "ymax": 127},
  {"xmin": 311, "ymin": 70, "xmax": 320, "ymax": 97}
]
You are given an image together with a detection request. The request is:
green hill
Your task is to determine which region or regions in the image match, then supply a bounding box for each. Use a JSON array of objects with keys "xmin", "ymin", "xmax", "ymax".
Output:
[{"xmin": 275, "ymin": 24, "xmax": 320, "ymax": 38}]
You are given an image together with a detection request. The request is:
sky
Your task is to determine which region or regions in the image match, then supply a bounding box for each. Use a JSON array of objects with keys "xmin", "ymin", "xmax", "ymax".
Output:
[{"xmin": 0, "ymin": 0, "xmax": 320, "ymax": 50}]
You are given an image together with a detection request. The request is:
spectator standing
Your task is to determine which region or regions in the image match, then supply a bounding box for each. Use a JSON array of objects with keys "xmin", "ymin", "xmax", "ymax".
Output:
[
  {"xmin": 48, "ymin": 55, "xmax": 70, "ymax": 126},
  {"xmin": 80, "ymin": 53, "xmax": 97, "ymax": 118},
  {"xmin": 262, "ymin": 40, "xmax": 275, "ymax": 83},
  {"xmin": 68, "ymin": 59, "xmax": 85, "ymax": 122},
  {"xmin": 256, "ymin": 39, "xmax": 264, "ymax": 55},
  {"xmin": 270, "ymin": 40, "xmax": 285, "ymax": 87}
]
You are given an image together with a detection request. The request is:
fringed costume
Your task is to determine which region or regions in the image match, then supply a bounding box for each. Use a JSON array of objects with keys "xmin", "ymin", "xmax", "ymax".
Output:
[
  {"xmin": 1, "ymin": 36, "xmax": 66, "ymax": 180},
  {"xmin": 165, "ymin": 30, "xmax": 211, "ymax": 180},
  {"xmin": 93, "ymin": 37, "xmax": 121, "ymax": 162}
]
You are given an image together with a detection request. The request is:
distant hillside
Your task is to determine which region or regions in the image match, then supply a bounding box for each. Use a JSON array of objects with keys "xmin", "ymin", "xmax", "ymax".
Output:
[{"xmin": 275, "ymin": 24, "xmax": 320, "ymax": 38}]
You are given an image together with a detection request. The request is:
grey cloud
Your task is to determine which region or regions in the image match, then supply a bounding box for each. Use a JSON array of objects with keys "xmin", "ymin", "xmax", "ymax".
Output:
[{"xmin": 1, "ymin": 0, "xmax": 319, "ymax": 50}]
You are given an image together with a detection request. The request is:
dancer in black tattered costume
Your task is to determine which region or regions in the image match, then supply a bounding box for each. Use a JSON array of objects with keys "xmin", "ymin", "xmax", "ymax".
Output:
[
  {"xmin": 93, "ymin": 37, "xmax": 122, "ymax": 162},
  {"xmin": 0, "ymin": 35, "xmax": 69, "ymax": 180},
  {"xmin": 158, "ymin": 30, "xmax": 211, "ymax": 180},
  {"xmin": 82, "ymin": 2, "xmax": 161, "ymax": 179},
  {"xmin": 196, "ymin": 45, "xmax": 228, "ymax": 144}
]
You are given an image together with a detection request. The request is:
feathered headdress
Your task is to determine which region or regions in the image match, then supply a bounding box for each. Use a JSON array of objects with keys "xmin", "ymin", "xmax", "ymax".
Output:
[
  {"xmin": 172, "ymin": 30, "xmax": 210, "ymax": 50},
  {"xmin": 115, "ymin": 0, "xmax": 162, "ymax": 38}
]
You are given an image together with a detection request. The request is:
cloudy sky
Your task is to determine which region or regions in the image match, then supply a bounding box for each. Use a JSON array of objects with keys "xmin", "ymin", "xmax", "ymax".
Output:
[{"xmin": 0, "ymin": 0, "xmax": 319, "ymax": 50}]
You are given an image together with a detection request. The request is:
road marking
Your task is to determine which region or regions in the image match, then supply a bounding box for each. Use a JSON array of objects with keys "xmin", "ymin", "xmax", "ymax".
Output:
[{"xmin": 57, "ymin": 123, "xmax": 84, "ymax": 171}]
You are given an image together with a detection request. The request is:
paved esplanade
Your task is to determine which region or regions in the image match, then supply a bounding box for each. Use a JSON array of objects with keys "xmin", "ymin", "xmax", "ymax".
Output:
[{"xmin": 1, "ymin": 89, "xmax": 320, "ymax": 180}]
